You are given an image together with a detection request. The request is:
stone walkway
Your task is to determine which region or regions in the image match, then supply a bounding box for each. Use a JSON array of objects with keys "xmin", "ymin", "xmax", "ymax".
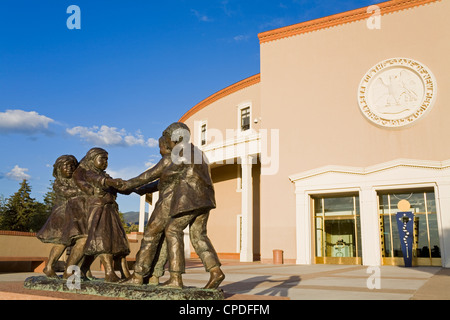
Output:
[{"xmin": 180, "ymin": 262, "xmax": 450, "ymax": 300}]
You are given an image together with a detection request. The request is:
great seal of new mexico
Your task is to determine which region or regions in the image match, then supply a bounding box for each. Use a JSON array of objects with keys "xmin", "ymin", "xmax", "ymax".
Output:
[{"xmin": 358, "ymin": 57, "xmax": 437, "ymax": 128}]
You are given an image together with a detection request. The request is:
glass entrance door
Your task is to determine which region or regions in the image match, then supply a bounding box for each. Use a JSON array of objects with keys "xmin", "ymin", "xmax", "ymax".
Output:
[
  {"xmin": 313, "ymin": 194, "xmax": 362, "ymax": 265},
  {"xmin": 378, "ymin": 189, "xmax": 441, "ymax": 266}
]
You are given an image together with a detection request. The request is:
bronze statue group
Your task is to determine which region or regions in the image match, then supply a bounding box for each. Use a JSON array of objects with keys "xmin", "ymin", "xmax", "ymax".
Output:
[{"xmin": 36, "ymin": 122, "xmax": 225, "ymax": 290}]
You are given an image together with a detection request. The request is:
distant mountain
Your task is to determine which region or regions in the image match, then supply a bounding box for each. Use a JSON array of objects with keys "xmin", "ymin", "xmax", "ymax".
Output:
[{"xmin": 122, "ymin": 211, "xmax": 140, "ymax": 225}]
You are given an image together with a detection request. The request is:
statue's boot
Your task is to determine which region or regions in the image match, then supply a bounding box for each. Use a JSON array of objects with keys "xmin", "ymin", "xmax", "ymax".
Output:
[
  {"xmin": 43, "ymin": 267, "xmax": 59, "ymax": 278},
  {"xmin": 148, "ymin": 275, "xmax": 159, "ymax": 286},
  {"xmin": 120, "ymin": 272, "xmax": 144, "ymax": 286},
  {"xmin": 204, "ymin": 266, "xmax": 225, "ymax": 289},
  {"xmin": 100, "ymin": 254, "xmax": 121, "ymax": 283},
  {"xmin": 104, "ymin": 271, "xmax": 121, "ymax": 283},
  {"xmin": 43, "ymin": 244, "xmax": 66, "ymax": 278},
  {"xmin": 161, "ymin": 272, "xmax": 183, "ymax": 289}
]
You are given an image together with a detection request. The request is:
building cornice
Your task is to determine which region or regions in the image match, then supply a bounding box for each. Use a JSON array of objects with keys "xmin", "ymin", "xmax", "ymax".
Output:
[
  {"xmin": 289, "ymin": 159, "xmax": 450, "ymax": 183},
  {"xmin": 179, "ymin": 74, "xmax": 261, "ymax": 123},
  {"xmin": 258, "ymin": 0, "xmax": 441, "ymax": 44}
]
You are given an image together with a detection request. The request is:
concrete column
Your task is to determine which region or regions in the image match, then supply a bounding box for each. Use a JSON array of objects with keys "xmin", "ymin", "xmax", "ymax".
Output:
[
  {"xmin": 148, "ymin": 191, "xmax": 159, "ymax": 222},
  {"xmin": 435, "ymin": 182, "xmax": 450, "ymax": 268},
  {"xmin": 295, "ymin": 188, "xmax": 312, "ymax": 265},
  {"xmin": 184, "ymin": 227, "xmax": 191, "ymax": 259},
  {"xmin": 139, "ymin": 195, "xmax": 146, "ymax": 233},
  {"xmin": 360, "ymin": 187, "xmax": 381, "ymax": 266},
  {"xmin": 240, "ymin": 155, "xmax": 254, "ymax": 262}
]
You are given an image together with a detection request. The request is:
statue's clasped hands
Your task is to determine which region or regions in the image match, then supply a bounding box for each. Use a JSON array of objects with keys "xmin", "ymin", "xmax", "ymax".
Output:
[{"xmin": 105, "ymin": 178, "xmax": 128, "ymax": 191}]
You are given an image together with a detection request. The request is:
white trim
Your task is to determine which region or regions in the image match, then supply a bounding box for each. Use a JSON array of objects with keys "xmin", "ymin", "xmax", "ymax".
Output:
[
  {"xmin": 240, "ymin": 155, "xmax": 255, "ymax": 262},
  {"xmin": 236, "ymin": 214, "xmax": 242, "ymax": 253},
  {"xmin": 139, "ymin": 195, "xmax": 147, "ymax": 233},
  {"xmin": 289, "ymin": 159, "xmax": 450, "ymax": 182},
  {"xmin": 200, "ymin": 132, "xmax": 261, "ymax": 165},
  {"xmin": 236, "ymin": 165, "xmax": 242, "ymax": 192}
]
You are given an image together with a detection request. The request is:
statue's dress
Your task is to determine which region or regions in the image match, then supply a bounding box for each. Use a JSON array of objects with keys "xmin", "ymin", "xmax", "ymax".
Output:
[
  {"xmin": 37, "ymin": 179, "xmax": 88, "ymax": 246},
  {"xmin": 72, "ymin": 166, "xmax": 130, "ymax": 257}
]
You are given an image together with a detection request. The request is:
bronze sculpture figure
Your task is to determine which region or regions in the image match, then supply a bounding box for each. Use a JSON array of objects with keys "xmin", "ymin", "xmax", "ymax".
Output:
[
  {"xmin": 120, "ymin": 122, "xmax": 225, "ymax": 289},
  {"xmin": 37, "ymin": 155, "xmax": 89, "ymax": 278},
  {"xmin": 71, "ymin": 147, "xmax": 131, "ymax": 282}
]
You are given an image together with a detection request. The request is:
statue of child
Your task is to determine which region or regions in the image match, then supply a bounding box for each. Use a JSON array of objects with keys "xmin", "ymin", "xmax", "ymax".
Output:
[
  {"xmin": 72, "ymin": 147, "xmax": 131, "ymax": 282},
  {"xmin": 37, "ymin": 155, "xmax": 89, "ymax": 278}
]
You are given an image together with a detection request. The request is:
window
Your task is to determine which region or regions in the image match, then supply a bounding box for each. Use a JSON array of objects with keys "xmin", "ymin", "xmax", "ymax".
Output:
[
  {"xmin": 237, "ymin": 102, "xmax": 252, "ymax": 134},
  {"xmin": 378, "ymin": 188, "xmax": 441, "ymax": 266},
  {"xmin": 241, "ymin": 107, "xmax": 250, "ymax": 131},
  {"xmin": 196, "ymin": 120, "xmax": 207, "ymax": 146},
  {"xmin": 201, "ymin": 123, "xmax": 207, "ymax": 146},
  {"xmin": 312, "ymin": 194, "xmax": 362, "ymax": 265}
]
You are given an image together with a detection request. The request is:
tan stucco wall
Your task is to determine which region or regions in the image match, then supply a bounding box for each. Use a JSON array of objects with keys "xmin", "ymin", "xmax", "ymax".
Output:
[
  {"xmin": 208, "ymin": 164, "xmax": 241, "ymax": 254},
  {"xmin": 258, "ymin": 0, "xmax": 450, "ymax": 262},
  {"xmin": 0, "ymin": 233, "xmax": 141, "ymax": 272},
  {"xmin": 0, "ymin": 234, "xmax": 51, "ymax": 258}
]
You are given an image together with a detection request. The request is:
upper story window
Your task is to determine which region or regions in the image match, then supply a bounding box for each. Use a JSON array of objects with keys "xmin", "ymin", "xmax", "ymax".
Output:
[
  {"xmin": 241, "ymin": 107, "xmax": 251, "ymax": 132},
  {"xmin": 238, "ymin": 102, "xmax": 252, "ymax": 134},
  {"xmin": 201, "ymin": 122, "xmax": 207, "ymax": 146},
  {"xmin": 196, "ymin": 120, "xmax": 207, "ymax": 147}
]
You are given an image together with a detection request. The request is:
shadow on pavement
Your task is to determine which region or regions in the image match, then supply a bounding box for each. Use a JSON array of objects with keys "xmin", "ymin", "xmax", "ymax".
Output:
[{"xmin": 221, "ymin": 275, "xmax": 300, "ymax": 298}]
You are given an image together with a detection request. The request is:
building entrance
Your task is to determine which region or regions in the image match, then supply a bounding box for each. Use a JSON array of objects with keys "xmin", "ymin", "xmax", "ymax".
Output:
[
  {"xmin": 378, "ymin": 188, "xmax": 442, "ymax": 266},
  {"xmin": 312, "ymin": 194, "xmax": 362, "ymax": 265}
]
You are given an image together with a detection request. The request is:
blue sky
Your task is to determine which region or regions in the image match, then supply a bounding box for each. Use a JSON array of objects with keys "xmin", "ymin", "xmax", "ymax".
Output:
[{"xmin": 0, "ymin": 0, "xmax": 378, "ymax": 212}]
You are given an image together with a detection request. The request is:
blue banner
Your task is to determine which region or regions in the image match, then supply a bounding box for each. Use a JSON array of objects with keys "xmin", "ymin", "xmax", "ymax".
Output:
[{"xmin": 396, "ymin": 211, "xmax": 414, "ymax": 267}]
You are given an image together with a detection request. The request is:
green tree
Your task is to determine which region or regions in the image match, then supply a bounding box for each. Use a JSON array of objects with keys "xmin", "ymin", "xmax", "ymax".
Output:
[
  {"xmin": 118, "ymin": 211, "xmax": 139, "ymax": 234},
  {"xmin": 0, "ymin": 180, "xmax": 55, "ymax": 232},
  {"xmin": 0, "ymin": 194, "xmax": 6, "ymax": 229},
  {"xmin": 1, "ymin": 180, "xmax": 36, "ymax": 231},
  {"xmin": 28, "ymin": 202, "xmax": 49, "ymax": 232},
  {"xmin": 42, "ymin": 180, "xmax": 55, "ymax": 212},
  {"xmin": 126, "ymin": 223, "xmax": 139, "ymax": 233},
  {"xmin": 27, "ymin": 179, "xmax": 56, "ymax": 232}
]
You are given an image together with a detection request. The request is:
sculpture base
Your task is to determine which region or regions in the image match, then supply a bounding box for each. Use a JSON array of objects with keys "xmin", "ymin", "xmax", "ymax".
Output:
[{"xmin": 24, "ymin": 276, "xmax": 225, "ymax": 300}]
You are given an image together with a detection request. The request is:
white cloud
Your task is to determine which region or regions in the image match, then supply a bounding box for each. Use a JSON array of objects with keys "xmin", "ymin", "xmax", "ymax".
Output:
[
  {"xmin": 144, "ymin": 161, "xmax": 156, "ymax": 168},
  {"xmin": 146, "ymin": 138, "xmax": 158, "ymax": 148},
  {"xmin": 220, "ymin": 0, "xmax": 235, "ymax": 17},
  {"xmin": 259, "ymin": 17, "xmax": 287, "ymax": 30},
  {"xmin": 233, "ymin": 34, "xmax": 250, "ymax": 42},
  {"xmin": 191, "ymin": 9, "xmax": 213, "ymax": 22},
  {"xmin": 6, "ymin": 165, "xmax": 31, "ymax": 181},
  {"xmin": 144, "ymin": 154, "xmax": 161, "ymax": 168},
  {"xmin": 0, "ymin": 109, "xmax": 54, "ymax": 134},
  {"xmin": 106, "ymin": 166, "xmax": 144, "ymax": 180},
  {"xmin": 66, "ymin": 125, "xmax": 157, "ymax": 148}
]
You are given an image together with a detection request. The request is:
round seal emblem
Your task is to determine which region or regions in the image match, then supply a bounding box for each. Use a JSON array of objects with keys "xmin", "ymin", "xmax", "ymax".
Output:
[{"xmin": 358, "ymin": 58, "xmax": 437, "ymax": 128}]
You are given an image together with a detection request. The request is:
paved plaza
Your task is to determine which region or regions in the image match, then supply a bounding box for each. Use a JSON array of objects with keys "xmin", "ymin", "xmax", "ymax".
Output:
[{"xmin": 0, "ymin": 260, "xmax": 449, "ymax": 300}]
